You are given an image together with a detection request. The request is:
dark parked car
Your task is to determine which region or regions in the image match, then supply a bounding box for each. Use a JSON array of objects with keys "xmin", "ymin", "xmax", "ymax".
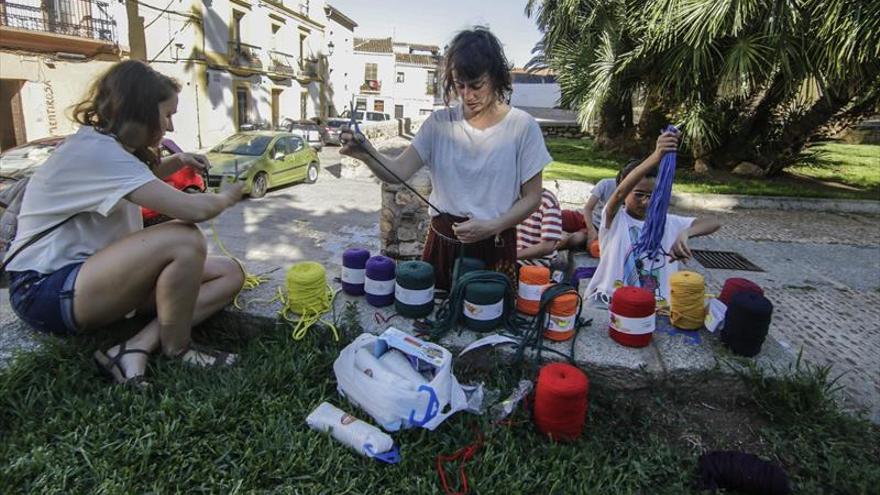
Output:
[
  {"xmin": 0, "ymin": 136, "xmax": 67, "ymax": 192},
  {"xmin": 278, "ymin": 118, "xmax": 325, "ymax": 150},
  {"xmin": 323, "ymin": 118, "xmax": 348, "ymax": 145}
]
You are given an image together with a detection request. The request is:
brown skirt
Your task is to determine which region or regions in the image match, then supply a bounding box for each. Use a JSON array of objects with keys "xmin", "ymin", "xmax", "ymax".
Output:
[{"xmin": 422, "ymin": 214, "xmax": 517, "ymax": 291}]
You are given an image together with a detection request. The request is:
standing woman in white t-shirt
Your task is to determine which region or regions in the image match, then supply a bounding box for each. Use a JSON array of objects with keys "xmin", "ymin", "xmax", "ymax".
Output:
[
  {"xmin": 4, "ymin": 61, "xmax": 246, "ymax": 385},
  {"xmin": 340, "ymin": 27, "xmax": 552, "ymax": 290}
]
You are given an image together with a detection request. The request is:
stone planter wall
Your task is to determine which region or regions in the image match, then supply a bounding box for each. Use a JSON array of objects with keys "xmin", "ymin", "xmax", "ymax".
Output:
[
  {"xmin": 380, "ymin": 167, "xmax": 432, "ymax": 259},
  {"xmin": 540, "ymin": 122, "xmax": 587, "ymax": 139}
]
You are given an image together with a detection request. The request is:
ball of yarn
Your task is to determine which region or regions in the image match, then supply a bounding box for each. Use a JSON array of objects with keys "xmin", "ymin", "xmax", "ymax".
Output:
[
  {"xmin": 286, "ymin": 262, "xmax": 330, "ymax": 314},
  {"xmin": 517, "ymin": 265, "xmax": 550, "ymax": 316},
  {"xmin": 544, "ymin": 292, "xmax": 579, "ymax": 341},
  {"xmin": 534, "ymin": 363, "xmax": 589, "ymax": 442},
  {"xmin": 589, "ymin": 239, "xmax": 601, "ymax": 258},
  {"xmin": 341, "ymin": 248, "xmax": 370, "ymax": 296},
  {"xmin": 608, "ymin": 286, "xmax": 656, "ymax": 348},
  {"xmin": 669, "ymin": 271, "xmax": 706, "ymax": 330},
  {"xmin": 395, "ymin": 261, "xmax": 435, "ymax": 318},
  {"xmin": 570, "ymin": 266, "xmax": 597, "ymax": 289},
  {"xmin": 452, "ymin": 256, "xmax": 486, "ymax": 285},
  {"xmin": 719, "ymin": 278, "xmax": 764, "ymax": 306},
  {"xmin": 696, "ymin": 451, "xmax": 791, "ymax": 495},
  {"xmin": 462, "ymin": 270, "xmax": 506, "ymax": 332},
  {"xmin": 721, "ymin": 292, "xmax": 773, "ymax": 357},
  {"xmin": 364, "ymin": 255, "xmax": 396, "ymax": 307}
]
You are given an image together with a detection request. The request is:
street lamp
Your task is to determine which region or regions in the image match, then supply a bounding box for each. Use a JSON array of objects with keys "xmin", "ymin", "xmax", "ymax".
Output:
[{"xmin": 327, "ymin": 40, "xmax": 335, "ymax": 56}]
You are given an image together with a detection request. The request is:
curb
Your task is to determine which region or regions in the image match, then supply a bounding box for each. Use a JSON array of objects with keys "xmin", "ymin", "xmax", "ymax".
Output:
[{"xmin": 549, "ymin": 178, "xmax": 880, "ymax": 214}]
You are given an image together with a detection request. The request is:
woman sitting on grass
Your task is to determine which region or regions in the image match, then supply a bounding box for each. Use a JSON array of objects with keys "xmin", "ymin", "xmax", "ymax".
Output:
[{"xmin": 4, "ymin": 60, "xmax": 246, "ymax": 386}]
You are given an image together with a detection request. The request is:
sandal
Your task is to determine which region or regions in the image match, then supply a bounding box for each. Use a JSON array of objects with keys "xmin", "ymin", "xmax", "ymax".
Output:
[
  {"xmin": 94, "ymin": 342, "xmax": 151, "ymax": 388},
  {"xmin": 177, "ymin": 343, "xmax": 237, "ymax": 368}
]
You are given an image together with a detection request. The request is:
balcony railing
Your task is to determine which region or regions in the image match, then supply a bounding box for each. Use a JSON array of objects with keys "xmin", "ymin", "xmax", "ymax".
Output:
[
  {"xmin": 268, "ymin": 49, "xmax": 296, "ymax": 77},
  {"xmin": 0, "ymin": 0, "xmax": 117, "ymax": 43},
  {"xmin": 360, "ymin": 79, "xmax": 381, "ymax": 93},
  {"xmin": 228, "ymin": 41, "xmax": 262, "ymax": 70},
  {"xmin": 298, "ymin": 57, "xmax": 319, "ymax": 78}
]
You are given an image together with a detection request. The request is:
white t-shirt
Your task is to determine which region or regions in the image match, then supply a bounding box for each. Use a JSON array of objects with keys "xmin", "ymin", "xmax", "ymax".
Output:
[
  {"xmin": 585, "ymin": 207, "xmax": 694, "ymax": 304},
  {"xmin": 5, "ymin": 126, "xmax": 159, "ymax": 274},
  {"xmin": 412, "ymin": 105, "xmax": 552, "ymax": 219},
  {"xmin": 589, "ymin": 178, "xmax": 617, "ymax": 228}
]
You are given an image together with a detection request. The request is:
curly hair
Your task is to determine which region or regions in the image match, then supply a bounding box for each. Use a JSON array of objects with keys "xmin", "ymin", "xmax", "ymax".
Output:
[
  {"xmin": 442, "ymin": 27, "xmax": 512, "ymax": 106},
  {"xmin": 72, "ymin": 60, "xmax": 180, "ymax": 167}
]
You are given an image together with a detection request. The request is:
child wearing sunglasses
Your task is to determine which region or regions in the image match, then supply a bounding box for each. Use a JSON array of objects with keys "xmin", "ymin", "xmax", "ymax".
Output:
[{"xmin": 585, "ymin": 130, "xmax": 721, "ymax": 306}]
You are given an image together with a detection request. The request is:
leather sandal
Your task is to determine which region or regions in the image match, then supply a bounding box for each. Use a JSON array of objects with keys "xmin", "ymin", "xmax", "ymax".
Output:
[{"xmin": 93, "ymin": 342, "xmax": 150, "ymax": 388}]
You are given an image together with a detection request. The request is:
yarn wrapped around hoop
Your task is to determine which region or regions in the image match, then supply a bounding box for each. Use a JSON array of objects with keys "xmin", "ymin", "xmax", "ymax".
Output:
[{"xmin": 533, "ymin": 363, "xmax": 589, "ymax": 442}]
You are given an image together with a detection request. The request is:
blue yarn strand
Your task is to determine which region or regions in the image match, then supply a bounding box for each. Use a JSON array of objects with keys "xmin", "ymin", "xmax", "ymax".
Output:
[{"xmin": 633, "ymin": 125, "xmax": 678, "ymax": 260}]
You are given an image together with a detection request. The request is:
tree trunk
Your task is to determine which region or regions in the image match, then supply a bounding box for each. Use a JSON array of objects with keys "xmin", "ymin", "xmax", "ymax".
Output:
[
  {"xmin": 636, "ymin": 92, "xmax": 669, "ymax": 157},
  {"xmin": 594, "ymin": 95, "xmax": 636, "ymax": 152}
]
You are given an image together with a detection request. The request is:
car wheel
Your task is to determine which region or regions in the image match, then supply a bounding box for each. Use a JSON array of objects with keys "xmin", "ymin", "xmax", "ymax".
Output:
[
  {"xmin": 306, "ymin": 162, "xmax": 319, "ymax": 184},
  {"xmin": 250, "ymin": 172, "xmax": 268, "ymax": 198}
]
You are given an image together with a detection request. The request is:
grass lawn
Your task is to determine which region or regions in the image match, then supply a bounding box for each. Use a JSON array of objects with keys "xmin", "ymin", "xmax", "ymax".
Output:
[
  {"xmin": 545, "ymin": 138, "xmax": 880, "ymax": 200},
  {"xmin": 2, "ymin": 308, "xmax": 878, "ymax": 494}
]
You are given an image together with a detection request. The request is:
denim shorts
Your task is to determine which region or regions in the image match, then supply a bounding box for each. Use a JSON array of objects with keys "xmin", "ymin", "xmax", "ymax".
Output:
[{"xmin": 7, "ymin": 262, "xmax": 84, "ymax": 336}]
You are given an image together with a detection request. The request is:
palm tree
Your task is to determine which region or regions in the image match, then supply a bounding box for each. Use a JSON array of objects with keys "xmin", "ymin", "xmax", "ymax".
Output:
[{"xmin": 529, "ymin": 0, "xmax": 880, "ymax": 174}]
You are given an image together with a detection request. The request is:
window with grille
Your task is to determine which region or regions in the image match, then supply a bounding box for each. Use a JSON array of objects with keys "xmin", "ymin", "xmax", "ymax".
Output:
[{"xmin": 365, "ymin": 63, "xmax": 378, "ymax": 81}]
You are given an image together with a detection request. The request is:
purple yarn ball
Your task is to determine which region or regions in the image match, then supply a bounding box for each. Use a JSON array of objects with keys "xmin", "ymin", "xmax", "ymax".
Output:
[
  {"xmin": 342, "ymin": 248, "xmax": 371, "ymax": 296},
  {"xmin": 365, "ymin": 255, "xmax": 396, "ymax": 307}
]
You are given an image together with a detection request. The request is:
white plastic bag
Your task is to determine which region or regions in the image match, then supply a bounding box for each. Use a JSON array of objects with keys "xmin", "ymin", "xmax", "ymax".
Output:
[
  {"xmin": 306, "ymin": 402, "xmax": 399, "ymax": 463},
  {"xmin": 334, "ymin": 327, "xmax": 471, "ymax": 432}
]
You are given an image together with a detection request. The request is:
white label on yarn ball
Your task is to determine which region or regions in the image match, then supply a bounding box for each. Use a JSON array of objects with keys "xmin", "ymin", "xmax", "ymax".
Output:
[
  {"xmin": 395, "ymin": 283, "xmax": 434, "ymax": 306},
  {"xmin": 609, "ymin": 311, "xmax": 655, "ymax": 335},
  {"xmin": 546, "ymin": 313, "xmax": 576, "ymax": 333},
  {"xmin": 364, "ymin": 277, "xmax": 394, "ymax": 296},
  {"xmin": 518, "ymin": 282, "xmax": 544, "ymax": 301},
  {"xmin": 463, "ymin": 299, "xmax": 503, "ymax": 321},
  {"xmin": 342, "ymin": 266, "xmax": 366, "ymax": 284}
]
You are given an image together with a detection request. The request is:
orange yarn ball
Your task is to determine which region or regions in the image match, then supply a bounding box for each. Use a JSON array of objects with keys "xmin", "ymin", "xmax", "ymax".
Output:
[{"xmin": 589, "ymin": 240, "xmax": 601, "ymax": 258}]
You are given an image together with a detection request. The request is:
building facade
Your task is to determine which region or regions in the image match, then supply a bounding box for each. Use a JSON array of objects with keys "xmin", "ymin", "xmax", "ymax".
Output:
[
  {"xmin": 353, "ymin": 37, "xmax": 439, "ymax": 120},
  {"xmin": 324, "ymin": 3, "xmax": 356, "ymax": 118},
  {"xmin": 0, "ymin": 0, "xmax": 130, "ymax": 150},
  {"xmin": 132, "ymin": 0, "xmax": 331, "ymax": 150}
]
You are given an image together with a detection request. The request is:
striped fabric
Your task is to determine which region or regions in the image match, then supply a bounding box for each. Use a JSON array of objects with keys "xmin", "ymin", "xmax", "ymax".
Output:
[{"xmin": 517, "ymin": 189, "xmax": 563, "ymax": 266}]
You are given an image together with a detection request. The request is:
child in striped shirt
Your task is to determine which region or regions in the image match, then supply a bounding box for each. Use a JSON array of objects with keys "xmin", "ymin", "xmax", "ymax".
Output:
[{"xmin": 516, "ymin": 189, "xmax": 563, "ymax": 267}]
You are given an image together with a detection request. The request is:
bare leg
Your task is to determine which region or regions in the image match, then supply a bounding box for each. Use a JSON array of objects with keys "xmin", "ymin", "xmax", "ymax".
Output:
[{"xmin": 73, "ymin": 222, "xmax": 242, "ymax": 379}]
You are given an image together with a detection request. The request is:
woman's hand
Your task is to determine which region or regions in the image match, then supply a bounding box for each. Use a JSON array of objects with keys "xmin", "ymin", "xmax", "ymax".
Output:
[
  {"xmin": 670, "ymin": 229, "xmax": 693, "ymax": 261},
  {"xmin": 173, "ymin": 152, "xmax": 210, "ymax": 173},
  {"xmin": 339, "ymin": 127, "xmax": 373, "ymax": 163},
  {"xmin": 452, "ymin": 218, "xmax": 499, "ymax": 243},
  {"xmin": 218, "ymin": 180, "xmax": 245, "ymax": 206}
]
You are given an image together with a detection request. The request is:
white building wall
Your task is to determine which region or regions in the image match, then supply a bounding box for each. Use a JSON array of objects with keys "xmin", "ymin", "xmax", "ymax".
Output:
[
  {"xmin": 326, "ymin": 19, "xmax": 355, "ymax": 116},
  {"xmin": 393, "ymin": 64, "xmax": 435, "ymax": 118},
  {"xmin": 353, "ymin": 52, "xmax": 395, "ymax": 113},
  {"xmin": 510, "ymin": 83, "xmax": 561, "ymax": 108}
]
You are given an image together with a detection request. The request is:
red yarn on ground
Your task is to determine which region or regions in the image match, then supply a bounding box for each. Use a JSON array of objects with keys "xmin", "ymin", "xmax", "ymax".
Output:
[
  {"xmin": 609, "ymin": 286, "xmax": 656, "ymax": 347},
  {"xmin": 534, "ymin": 363, "xmax": 589, "ymax": 442},
  {"xmin": 718, "ymin": 278, "xmax": 763, "ymax": 306}
]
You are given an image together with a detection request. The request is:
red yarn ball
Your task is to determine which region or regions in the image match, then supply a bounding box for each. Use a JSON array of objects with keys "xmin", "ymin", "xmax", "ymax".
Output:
[
  {"xmin": 718, "ymin": 278, "xmax": 763, "ymax": 306},
  {"xmin": 534, "ymin": 363, "xmax": 589, "ymax": 442},
  {"xmin": 609, "ymin": 286, "xmax": 656, "ymax": 348}
]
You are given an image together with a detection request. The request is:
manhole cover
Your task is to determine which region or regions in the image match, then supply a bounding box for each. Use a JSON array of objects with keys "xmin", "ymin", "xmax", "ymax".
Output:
[{"xmin": 692, "ymin": 250, "xmax": 764, "ymax": 271}]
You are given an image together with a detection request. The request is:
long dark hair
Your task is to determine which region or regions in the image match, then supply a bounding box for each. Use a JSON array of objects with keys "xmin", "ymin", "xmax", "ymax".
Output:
[
  {"xmin": 72, "ymin": 60, "xmax": 180, "ymax": 167},
  {"xmin": 442, "ymin": 27, "xmax": 512, "ymax": 106}
]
